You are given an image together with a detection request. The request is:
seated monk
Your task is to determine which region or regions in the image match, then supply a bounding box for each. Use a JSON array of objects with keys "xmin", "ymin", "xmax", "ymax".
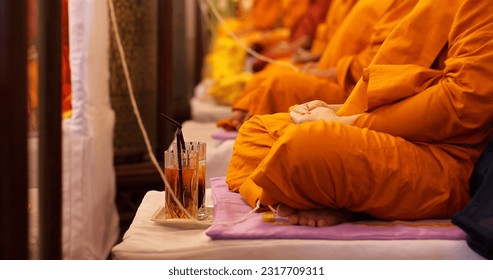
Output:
[
  {"xmin": 204, "ymin": 0, "xmax": 310, "ymax": 105},
  {"xmin": 216, "ymin": 0, "xmax": 359, "ymax": 129},
  {"xmin": 218, "ymin": 0, "xmax": 418, "ymax": 131},
  {"xmin": 251, "ymin": 0, "xmax": 333, "ymax": 72},
  {"xmin": 289, "ymin": 0, "xmax": 358, "ymax": 65},
  {"xmin": 251, "ymin": 0, "xmax": 359, "ymax": 73},
  {"xmin": 226, "ymin": 0, "xmax": 493, "ymax": 226},
  {"xmin": 243, "ymin": 0, "xmax": 308, "ymax": 33}
]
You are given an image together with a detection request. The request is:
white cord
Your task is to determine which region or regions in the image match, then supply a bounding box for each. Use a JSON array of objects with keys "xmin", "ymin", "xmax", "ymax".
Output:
[
  {"xmin": 108, "ymin": 0, "xmax": 269, "ymax": 225},
  {"xmin": 216, "ymin": 201, "xmax": 260, "ymax": 225},
  {"xmin": 203, "ymin": 0, "xmax": 299, "ymax": 72}
]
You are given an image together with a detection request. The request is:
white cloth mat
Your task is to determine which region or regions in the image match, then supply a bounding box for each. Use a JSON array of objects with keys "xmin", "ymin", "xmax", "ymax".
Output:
[{"xmin": 111, "ymin": 191, "xmax": 483, "ymax": 260}]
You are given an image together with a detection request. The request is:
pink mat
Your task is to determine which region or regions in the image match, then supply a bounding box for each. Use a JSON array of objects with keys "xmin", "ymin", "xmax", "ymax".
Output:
[
  {"xmin": 206, "ymin": 177, "xmax": 467, "ymax": 240},
  {"xmin": 211, "ymin": 129, "xmax": 238, "ymax": 141}
]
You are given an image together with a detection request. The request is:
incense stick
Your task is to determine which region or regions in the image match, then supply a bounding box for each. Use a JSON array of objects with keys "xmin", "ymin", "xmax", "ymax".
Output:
[
  {"xmin": 160, "ymin": 112, "xmax": 182, "ymax": 129},
  {"xmin": 160, "ymin": 113, "xmax": 185, "ymax": 204}
]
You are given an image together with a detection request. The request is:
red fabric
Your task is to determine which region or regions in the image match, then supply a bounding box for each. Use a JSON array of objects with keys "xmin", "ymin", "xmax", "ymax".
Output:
[{"xmin": 290, "ymin": 0, "xmax": 332, "ymax": 42}]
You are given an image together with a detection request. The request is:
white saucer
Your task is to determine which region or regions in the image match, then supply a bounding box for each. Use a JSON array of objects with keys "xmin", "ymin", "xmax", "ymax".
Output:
[{"xmin": 151, "ymin": 206, "xmax": 213, "ymax": 229}]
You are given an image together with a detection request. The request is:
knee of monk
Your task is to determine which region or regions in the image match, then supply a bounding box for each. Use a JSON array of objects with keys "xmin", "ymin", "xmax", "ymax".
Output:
[
  {"xmin": 269, "ymin": 122, "xmax": 355, "ymax": 208},
  {"xmin": 267, "ymin": 122, "xmax": 406, "ymax": 212},
  {"xmin": 279, "ymin": 121, "xmax": 352, "ymax": 160}
]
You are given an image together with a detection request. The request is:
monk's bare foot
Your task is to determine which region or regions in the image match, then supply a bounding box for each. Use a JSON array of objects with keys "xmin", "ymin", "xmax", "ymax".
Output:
[
  {"xmin": 277, "ymin": 204, "xmax": 356, "ymax": 227},
  {"xmin": 231, "ymin": 110, "xmax": 250, "ymax": 130}
]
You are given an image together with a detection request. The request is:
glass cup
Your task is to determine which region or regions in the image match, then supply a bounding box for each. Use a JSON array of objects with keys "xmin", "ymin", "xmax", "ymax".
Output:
[
  {"xmin": 164, "ymin": 149, "xmax": 199, "ymax": 219},
  {"xmin": 170, "ymin": 141, "xmax": 207, "ymax": 220}
]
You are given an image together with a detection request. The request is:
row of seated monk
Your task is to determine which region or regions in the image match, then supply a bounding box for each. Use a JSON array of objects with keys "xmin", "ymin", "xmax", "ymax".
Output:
[{"xmin": 199, "ymin": 0, "xmax": 493, "ymax": 255}]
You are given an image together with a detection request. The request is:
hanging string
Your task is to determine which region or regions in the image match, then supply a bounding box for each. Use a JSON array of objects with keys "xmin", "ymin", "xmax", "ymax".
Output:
[
  {"xmin": 108, "ymin": 0, "xmax": 194, "ymax": 219},
  {"xmin": 109, "ymin": 0, "xmax": 274, "ymax": 224},
  {"xmin": 203, "ymin": 0, "xmax": 299, "ymax": 72}
]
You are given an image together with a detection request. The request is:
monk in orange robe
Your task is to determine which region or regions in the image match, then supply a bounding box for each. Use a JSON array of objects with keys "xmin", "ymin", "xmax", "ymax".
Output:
[
  {"xmin": 251, "ymin": 0, "xmax": 333, "ymax": 72},
  {"xmin": 203, "ymin": 0, "xmax": 310, "ymax": 105},
  {"xmin": 208, "ymin": 0, "xmax": 355, "ymax": 110},
  {"xmin": 236, "ymin": 0, "xmax": 310, "ymax": 51},
  {"xmin": 246, "ymin": 0, "xmax": 308, "ymax": 31},
  {"xmin": 216, "ymin": 0, "xmax": 358, "ymax": 130},
  {"xmin": 218, "ymin": 0, "xmax": 417, "ymax": 131},
  {"xmin": 296, "ymin": 0, "xmax": 359, "ymax": 64},
  {"xmin": 226, "ymin": 0, "xmax": 493, "ymax": 226}
]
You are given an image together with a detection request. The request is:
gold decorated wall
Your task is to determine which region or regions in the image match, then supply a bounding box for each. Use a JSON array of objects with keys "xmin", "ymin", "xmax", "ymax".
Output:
[{"xmin": 110, "ymin": 0, "xmax": 158, "ymax": 164}]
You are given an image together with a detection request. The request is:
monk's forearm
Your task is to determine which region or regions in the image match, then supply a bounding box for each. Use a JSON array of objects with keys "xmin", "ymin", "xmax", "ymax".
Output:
[{"xmin": 354, "ymin": 82, "xmax": 493, "ymax": 146}]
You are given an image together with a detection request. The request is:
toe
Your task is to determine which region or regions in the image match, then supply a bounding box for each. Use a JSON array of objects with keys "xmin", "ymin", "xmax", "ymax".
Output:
[
  {"xmin": 317, "ymin": 219, "xmax": 328, "ymax": 227},
  {"xmin": 299, "ymin": 216, "xmax": 308, "ymax": 226},
  {"xmin": 287, "ymin": 215, "xmax": 300, "ymax": 225},
  {"xmin": 277, "ymin": 204, "xmax": 296, "ymax": 217}
]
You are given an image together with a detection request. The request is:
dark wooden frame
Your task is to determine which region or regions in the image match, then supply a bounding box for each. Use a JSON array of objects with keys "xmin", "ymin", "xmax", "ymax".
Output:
[
  {"xmin": 0, "ymin": 0, "xmax": 29, "ymax": 260},
  {"xmin": 37, "ymin": 0, "xmax": 62, "ymax": 259},
  {"xmin": 0, "ymin": 0, "xmax": 62, "ymax": 260},
  {"xmin": 157, "ymin": 0, "xmax": 175, "ymax": 159}
]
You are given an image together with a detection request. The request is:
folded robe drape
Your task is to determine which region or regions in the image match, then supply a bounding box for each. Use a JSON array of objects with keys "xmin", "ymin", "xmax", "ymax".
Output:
[
  {"xmin": 228, "ymin": 0, "xmax": 418, "ymax": 122},
  {"xmin": 251, "ymin": 0, "xmax": 333, "ymax": 71},
  {"xmin": 216, "ymin": 0, "xmax": 358, "ymax": 131},
  {"xmin": 310, "ymin": 0, "xmax": 358, "ymax": 54},
  {"xmin": 248, "ymin": 0, "xmax": 309, "ymax": 31}
]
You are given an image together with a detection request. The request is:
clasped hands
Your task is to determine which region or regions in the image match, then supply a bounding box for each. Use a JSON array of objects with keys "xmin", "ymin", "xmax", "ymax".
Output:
[{"xmin": 290, "ymin": 100, "xmax": 360, "ymax": 125}]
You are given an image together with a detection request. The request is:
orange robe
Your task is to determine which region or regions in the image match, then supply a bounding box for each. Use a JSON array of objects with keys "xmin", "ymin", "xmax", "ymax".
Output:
[
  {"xmin": 289, "ymin": 0, "xmax": 333, "ymax": 44},
  {"xmin": 248, "ymin": 0, "xmax": 284, "ymax": 30},
  {"xmin": 216, "ymin": 0, "xmax": 358, "ymax": 130},
  {"xmin": 250, "ymin": 0, "xmax": 358, "ymax": 80},
  {"xmin": 224, "ymin": 0, "xmax": 416, "ymax": 125},
  {"xmin": 246, "ymin": 0, "xmax": 310, "ymax": 31},
  {"xmin": 310, "ymin": 0, "xmax": 359, "ymax": 54},
  {"xmin": 205, "ymin": 0, "xmax": 310, "ymax": 105},
  {"xmin": 227, "ymin": 0, "xmax": 493, "ymax": 220},
  {"xmin": 242, "ymin": 0, "xmax": 310, "ymax": 49},
  {"xmin": 251, "ymin": 0, "xmax": 333, "ymax": 71}
]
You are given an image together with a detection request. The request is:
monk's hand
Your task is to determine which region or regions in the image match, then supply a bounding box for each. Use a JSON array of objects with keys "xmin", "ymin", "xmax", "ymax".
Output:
[
  {"xmin": 290, "ymin": 101, "xmax": 360, "ymax": 125},
  {"xmin": 231, "ymin": 110, "xmax": 250, "ymax": 130},
  {"xmin": 292, "ymin": 48, "xmax": 316, "ymax": 64},
  {"xmin": 298, "ymin": 62, "xmax": 318, "ymax": 74},
  {"xmin": 291, "ymin": 106, "xmax": 338, "ymax": 124},
  {"xmin": 290, "ymin": 100, "xmax": 328, "ymax": 115}
]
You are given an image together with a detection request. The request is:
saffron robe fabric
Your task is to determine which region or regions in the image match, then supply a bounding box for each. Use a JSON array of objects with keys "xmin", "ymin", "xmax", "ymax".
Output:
[
  {"xmin": 289, "ymin": 0, "xmax": 333, "ymax": 43},
  {"xmin": 243, "ymin": 0, "xmax": 310, "ymax": 49},
  {"xmin": 226, "ymin": 0, "xmax": 493, "ymax": 221},
  {"xmin": 204, "ymin": 0, "xmax": 311, "ymax": 105},
  {"xmin": 310, "ymin": 0, "xmax": 359, "ymax": 54},
  {"xmin": 248, "ymin": 0, "xmax": 309, "ymax": 31},
  {"xmin": 251, "ymin": 0, "xmax": 333, "ymax": 71},
  {"xmin": 243, "ymin": 0, "xmax": 359, "ymax": 91},
  {"xmin": 222, "ymin": 0, "xmax": 417, "ymax": 128},
  {"xmin": 214, "ymin": 0, "xmax": 360, "ymax": 130}
]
